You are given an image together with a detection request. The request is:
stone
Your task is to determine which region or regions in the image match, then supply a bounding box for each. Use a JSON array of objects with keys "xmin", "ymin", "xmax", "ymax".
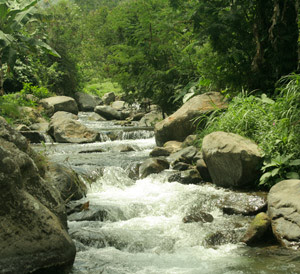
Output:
[
  {"xmin": 111, "ymin": 144, "xmax": 135, "ymax": 152},
  {"xmin": 46, "ymin": 162, "xmax": 87, "ymax": 202},
  {"xmin": 139, "ymin": 158, "xmax": 169, "ymax": 178},
  {"xmin": 48, "ymin": 118, "xmax": 98, "ymax": 143},
  {"xmin": 168, "ymin": 168, "xmax": 202, "ymax": 184},
  {"xmin": 75, "ymin": 92, "xmax": 102, "ymax": 111},
  {"xmin": 163, "ymin": 140, "xmax": 182, "ymax": 154},
  {"xmin": 0, "ymin": 118, "xmax": 76, "ymax": 273},
  {"xmin": 102, "ymin": 92, "xmax": 116, "ymax": 105},
  {"xmin": 182, "ymin": 134, "xmax": 197, "ymax": 148},
  {"xmin": 154, "ymin": 92, "xmax": 227, "ymax": 146},
  {"xmin": 138, "ymin": 111, "xmax": 163, "ymax": 127},
  {"xmin": 88, "ymin": 112, "xmax": 106, "ymax": 121},
  {"xmin": 20, "ymin": 106, "xmax": 44, "ymax": 124},
  {"xmin": 196, "ymin": 158, "xmax": 212, "ymax": 182},
  {"xmin": 183, "ymin": 211, "xmax": 214, "ymax": 223},
  {"xmin": 268, "ymin": 180, "xmax": 300, "ymax": 249},
  {"xmin": 20, "ymin": 131, "xmax": 46, "ymax": 143},
  {"xmin": 168, "ymin": 146, "xmax": 198, "ymax": 165},
  {"xmin": 150, "ymin": 147, "xmax": 170, "ymax": 157},
  {"xmin": 202, "ymin": 131, "xmax": 263, "ymax": 189},
  {"xmin": 220, "ymin": 192, "xmax": 267, "ymax": 216},
  {"xmin": 132, "ymin": 112, "xmax": 145, "ymax": 121},
  {"xmin": 242, "ymin": 212, "xmax": 271, "ymax": 246},
  {"xmin": 40, "ymin": 96, "xmax": 78, "ymax": 115},
  {"xmin": 94, "ymin": 105, "xmax": 122, "ymax": 120},
  {"xmin": 172, "ymin": 162, "xmax": 191, "ymax": 171},
  {"xmin": 51, "ymin": 111, "xmax": 78, "ymax": 121},
  {"xmin": 29, "ymin": 122, "xmax": 49, "ymax": 132},
  {"xmin": 111, "ymin": 100, "xmax": 127, "ymax": 111}
]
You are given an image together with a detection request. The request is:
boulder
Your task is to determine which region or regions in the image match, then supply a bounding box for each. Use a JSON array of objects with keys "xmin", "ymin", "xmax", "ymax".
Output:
[
  {"xmin": 48, "ymin": 118, "xmax": 98, "ymax": 143},
  {"xmin": 0, "ymin": 118, "xmax": 76, "ymax": 273},
  {"xmin": 168, "ymin": 169, "xmax": 202, "ymax": 184},
  {"xmin": 46, "ymin": 163, "xmax": 87, "ymax": 202},
  {"xmin": 20, "ymin": 106, "xmax": 46, "ymax": 124},
  {"xmin": 75, "ymin": 92, "xmax": 102, "ymax": 111},
  {"xmin": 88, "ymin": 112, "xmax": 106, "ymax": 121},
  {"xmin": 30, "ymin": 122, "xmax": 49, "ymax": 132},
  {"xmin": 242, "ymin": 212, "xmax": 271, "ymax": 246},
  {"xmin": 202, "ymin": 131, "xmax": 263, "ymax": 189},
  {"xmin": 132, "ymin": 112, "xmax": 145, "ymax": 121},
  {"xmin": 40, "ymin": 96, "xmax": 78, "ymax": 115},
  {"xmin": 51, "ymin": 111, "xmax": 78, "ymax": 121},
  {"xmin": 94, "ymin": 105, "xmax": 121, "ymax": 120},
  {"xmin": 268, "ymin": 180, "xmax": 300, "ymax": 249},
  {"xmin": 102, "ymin": 92, "xmax": 116, "ymax": 105},
  {"xmin": 183, "ymin": 211, "xmax": 214, "ymax": 223},
  {"xmin": 154, "ymin": 92, "xmax": 227, "ymax": 146},
  {"xmin": 138, "ymin": 111, "xmax": 163, "ymax": 127},
  {"xmin": 139, "ymin": 158, "xmax": 169, "ymax": 178},
  {"xmin": 111, "ymin": 100, "xmax": 127, "ymax": 111},
  {"xmin": 168, "ymin": 146, "xmax": 198, "ymax": 165},
  {"xmin": 150, "ymin": 147, "xmax": 170, "ymax": 157},
  {"xmin": 182, "ymin": 134, "xmax": 197, "ymax": 148},
  {"xmin": 163, "ymin": 140, "xmax": 182, "ymax": 154},
  {"xmin": 172, "ymin": 162, "xmax": 191, "ymax": 171}
]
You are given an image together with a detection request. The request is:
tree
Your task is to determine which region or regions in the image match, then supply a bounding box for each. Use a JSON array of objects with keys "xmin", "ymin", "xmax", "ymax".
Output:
[{"xmin": 0, "ymin": 0, "xmax": 59, "ymax": 95}]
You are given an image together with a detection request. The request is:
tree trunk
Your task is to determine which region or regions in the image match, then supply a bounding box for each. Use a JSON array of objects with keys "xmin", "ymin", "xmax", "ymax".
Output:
[{"xmin": 251, "ymin": 0, "xmax": 298, "ymax": 91}]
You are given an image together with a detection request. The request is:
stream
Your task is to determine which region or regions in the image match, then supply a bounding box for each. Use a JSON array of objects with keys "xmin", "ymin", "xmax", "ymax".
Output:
[{"xmin": 34, "ymin": 112, "xmax": 300, "ymax": 274}]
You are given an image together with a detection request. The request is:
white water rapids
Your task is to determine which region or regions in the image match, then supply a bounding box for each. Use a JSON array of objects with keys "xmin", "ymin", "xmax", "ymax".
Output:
[{"xmin": 36, "ymin": 113, "xmax": 300, "ymax": 274}]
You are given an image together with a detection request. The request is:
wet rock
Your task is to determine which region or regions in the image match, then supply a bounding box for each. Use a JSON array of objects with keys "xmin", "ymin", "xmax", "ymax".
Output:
[
  {"xmin": 154, "ymin": 92, "xmax": 227, "ymax": 146},
  {"xmin": 168, "ymin": 169, "xmax": 202, "ymax": 184},
  {"xmin": 150, "ymin": 147, "xmax": 170, "ymax": 157},
  {"xmin": 46, "ymin": 162, "xmax": 87, "ymax": 202},
  {"xmin": 268, "ymin": 180, "xmax": 300, "ymax": 249},
  {"xmin": 202, "ymin": 131, "xmax": 263, "ymax": 189},
  {"xmin": 20, "ymin": 130, "xmax": 46, "ymax": 143},
  {"xmin": 111, "ymin": 144, "xmax": 135, "ymax": 152},
  {"xmin": 51, "ymin": 110, "xmax": 78, "ymax": 121},
  {"xmin": 242, "ymin": 212, "xmax": 272, "ymax": 246},
  {"xmin": 163, "ymin": 140, "xmax": 182, "ymax": 154},
  {"xmin": 102, "ymin": 92, "xmax": 116, "ymax": 105},
  {"xmin": 139, "ymin": 158, "xmax": 169, "ymax": 178},
  {"xmin": 132, "ymin": 112, "xmax": 145, "ymax": 121},
  {"xmin": 196, "ymin": 158, "xmax": 212, "ymax": 182},
  {"xmin": 78, "ymin": 148, "xmax": 104, "ymax": 154},
  {"xmin": 88, "ymin": 112, "xmax": 106, "ymax": 121},
  {"xmin": 205, "ymin": 230, "xmax": 240, "ymax": 246},
  {"xmin": 94, "ymin": 105, "xmax": 122, "ymax": 120},
  {"xmin": 183, "ymin": 211, "xmax": 214, "ymax": 223},
  {"xmin": 220, "ymin": 192, "xmax": 267, "ymax": 216},
  {"xmin": 126, "ymin": 163, "xmax": 141, "ymax": 180},
  {"xmin": 168, "ymin": 146, "xmax": 198, "ymax": 165},
  {"xmin": 75, "ymin": 92, "xmax": 102, "ymax": 111},
  {"xmin": 138, "ymin": 110, "xmax": 163, "ymax": 127},
  {"xmin": 48, "ymin": 118, "xmax": 98, "ymax": 143},
  {"xmin": 172, "ymin": 162, "xmax": 191, "ymax": 171},
  {"xmin": 182, "ymin": 134, "xmax": 197, "ymax": 148},
  {"xmin": 120, "ymin": 110, "xmax": 131, "ymax": 120},
  {"xmin": 0, "ymin": 118, "xmax": 76, "ymax": 273},
  {"xmin": 40, "ymin": 96, "xmax": 78, "ymax": 115}
]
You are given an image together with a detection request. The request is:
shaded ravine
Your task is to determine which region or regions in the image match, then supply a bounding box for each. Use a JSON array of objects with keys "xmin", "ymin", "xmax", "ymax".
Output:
[{"xmin": 34, "ymin": 113, "xmax": 300, "ymax": 274}]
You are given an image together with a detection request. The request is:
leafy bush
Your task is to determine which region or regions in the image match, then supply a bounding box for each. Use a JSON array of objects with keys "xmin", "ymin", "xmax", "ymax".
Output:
[
  {"xmin": 20, "ymin": 83, "xmax": 53, "ymax": 99},
  {"xmin": 83, "ymin": 79, "xmax": 122, "ymax": 97},
  {"xmin": 197, "ymin": 74, "xmax": 300, "ymax": 188}
]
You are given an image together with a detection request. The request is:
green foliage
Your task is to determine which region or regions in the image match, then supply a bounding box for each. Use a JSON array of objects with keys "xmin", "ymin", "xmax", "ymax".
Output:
[
  {"xmin": 197, "ymin": 74, "xmax": 300, "ymax": 188},
  {"xmin": 20, "ymin": 82, "xmax": 52, "ymax": 99},
  {"xmin": 83, "ymin": 79, "xmax": 122, "ymax": 97}
]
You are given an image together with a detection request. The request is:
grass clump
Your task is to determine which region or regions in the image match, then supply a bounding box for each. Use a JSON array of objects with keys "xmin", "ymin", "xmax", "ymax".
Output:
[
  {"xmin": 197, "ymin": 74, "xmax": 300, "ymax": 189},
  {"xmin": 83, "ymin": 79, "xmax": 122, "ymax": 98}
]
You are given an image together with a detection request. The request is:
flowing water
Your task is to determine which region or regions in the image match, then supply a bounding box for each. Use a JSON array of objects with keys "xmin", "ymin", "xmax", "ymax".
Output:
[{"xmin": 35, "ymin": 113, "xmax": 300, "ymax": 274}]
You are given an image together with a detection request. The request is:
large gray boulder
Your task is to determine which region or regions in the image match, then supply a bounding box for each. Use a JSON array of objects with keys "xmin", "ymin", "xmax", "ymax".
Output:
[
  {"xmin": 138, "ymin": 111, "xmax": 163, "ymax": 127},
  {"xmin": 102, "ymin": 92, "xmax": 116, "ymax": 105},
  {"xmin": 75, "ymin": 92, "xmax": 102, "ymax": 111},
  {"xmin": 202, "ymin": 131, "xmax": 263, "ymax": 188},
  {"xmin": 268, "ymin": 180, "xmax": 300, "ymax": 249},
  {"xmin": 154, "ymin": 92, "xmax": 227, "ymax": 146},
  {"xmin": 111, "ymin": 100, "xmax": 127, "ymax": 111},
  {"xmin": 48, "ymin": 118, "xmax": 98, "ymax": 143},
  {"xmin": 40, "ymin": 96, "xmax": 78, "ymax": 115},
  {"xmin": 51, "ymin": 111, "xmax": 78, "ymax": 121},
  {"xmin": 0, "ymin": 118, "xmax": 76, "ymax": 273},
  {"xmin": 94, "ymin": 105, "xmax": 122, "ymax": 120},
  {"xmin": 139, "ymin": 158, "xmax": 169, "ymax": 178}
]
